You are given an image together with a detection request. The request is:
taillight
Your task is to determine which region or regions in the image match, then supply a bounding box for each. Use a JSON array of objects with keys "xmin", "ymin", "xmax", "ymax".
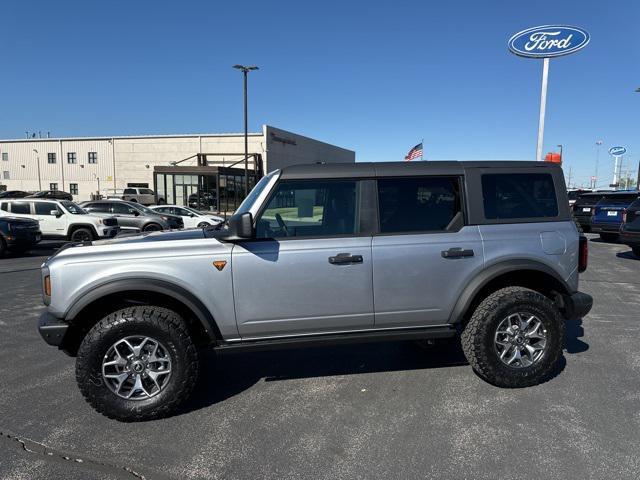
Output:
[
  {"xmin": 578, "ymin": 235, "xmax": 588, "ymax": 273},
  {"xmin": 622, "ymin": 209, "xmax": 627, "ymax": 223}
]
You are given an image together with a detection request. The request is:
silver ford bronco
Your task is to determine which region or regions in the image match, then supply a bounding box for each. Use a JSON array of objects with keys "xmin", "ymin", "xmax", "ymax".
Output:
[{"xmin": 38, "ymin": 161, "xmax": 592, "ymax": 421}]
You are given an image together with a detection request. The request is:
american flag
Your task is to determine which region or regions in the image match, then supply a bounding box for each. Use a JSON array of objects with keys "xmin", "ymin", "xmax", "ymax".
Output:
[{"xmin": 404, "ymin": 142, "xmax": 423, "ymax": 161}]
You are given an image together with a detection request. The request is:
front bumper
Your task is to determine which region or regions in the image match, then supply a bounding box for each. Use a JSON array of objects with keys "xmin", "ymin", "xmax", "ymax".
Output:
[
  {"xmin": 562, "ymin": 292, "xmax": 593, "ymax": 321},
  {"xmin": 38, "ymin": 310, "xmax": 69, "ymax": 347},
  {"xmin": 6, "ymin": 229, "xmax": 42, "ymax": 247},
  {"xmin": 97, "ymin": 226, "xmax": 121, "ymax": 238}
]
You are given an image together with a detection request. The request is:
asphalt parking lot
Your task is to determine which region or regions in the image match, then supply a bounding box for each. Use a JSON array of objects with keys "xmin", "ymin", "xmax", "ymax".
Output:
[{"xmin": 1, "ymin": 236, "xmax": 639, "ymax": 480}]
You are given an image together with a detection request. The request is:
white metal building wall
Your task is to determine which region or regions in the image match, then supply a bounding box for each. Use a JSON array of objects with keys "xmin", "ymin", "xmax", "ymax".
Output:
[{"xmin": 0, "ymin": 126, "xmax": 355, "ymax": 201}]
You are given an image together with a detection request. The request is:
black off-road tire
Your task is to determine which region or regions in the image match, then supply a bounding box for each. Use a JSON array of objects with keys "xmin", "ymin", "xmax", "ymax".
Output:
[
  {"xmin": 632, "ymin": 246, "xmax": 640, "ymax": 258},
  {"xmin": 76, "ymin": 306, "xmax": 199, "ymax": 421},
  {"xmin": 461, "ymin": 287, "xmax": 564, "ymax": 388}
]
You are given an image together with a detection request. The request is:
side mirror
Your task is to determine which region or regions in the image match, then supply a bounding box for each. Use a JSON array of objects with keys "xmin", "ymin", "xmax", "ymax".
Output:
[
  {"xmin": 227, "ymin": 212, "xmax": 254, "ymax": 240},
  {"xmin": 133, "ymin": 210, "xmax": 140, "ymax": 216},
  {"xmin": 51, "ymin": 210, "xmax": 61, "ymax": 217}
]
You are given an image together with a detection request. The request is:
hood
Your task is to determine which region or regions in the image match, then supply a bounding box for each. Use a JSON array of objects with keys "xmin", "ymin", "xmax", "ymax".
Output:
[{"xmin": 93, "ymin": 228, "xmax": 207, "ymax": 246}]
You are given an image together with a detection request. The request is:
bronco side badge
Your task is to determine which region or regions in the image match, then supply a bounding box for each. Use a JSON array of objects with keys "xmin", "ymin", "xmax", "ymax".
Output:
[{"xmin": 213, "ymin": 260, "xmax": 227, "ymax": 271}]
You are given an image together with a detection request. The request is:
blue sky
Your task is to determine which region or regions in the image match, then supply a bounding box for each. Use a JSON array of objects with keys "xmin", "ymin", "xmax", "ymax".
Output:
[{"xmin": 1, "ymin": 0, "xmax": 638, "ymax": 188}]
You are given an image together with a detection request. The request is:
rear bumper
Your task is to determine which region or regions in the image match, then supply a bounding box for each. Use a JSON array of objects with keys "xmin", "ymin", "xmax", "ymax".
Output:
[
  {"xmin": 590, "ymin": 222, "xmax": 621, "ymax": 233},
  {"xmin": 561, "ymin": 291, "xmax": 593, "ymax": 321},
  {"xmin": 38, "ymin": 310, "xmax": 69, "ymax": 347},
  {"xmin": 620, "ymin": 230, "xmax": 640, "ymax": 246}
]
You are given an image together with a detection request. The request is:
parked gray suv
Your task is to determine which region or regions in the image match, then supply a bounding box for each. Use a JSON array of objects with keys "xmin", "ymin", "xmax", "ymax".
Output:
[
  {"xmin": 38, "ymin": 161, "xmax": 592, "ymax": 421},
  {"xmin": 80, "ymin": 200, "xmax": 183, "ymax": 231}
]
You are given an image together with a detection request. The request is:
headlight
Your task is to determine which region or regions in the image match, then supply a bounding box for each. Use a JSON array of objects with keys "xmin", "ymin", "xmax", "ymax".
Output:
[{"xmin": 96, "ymin": 218, "xmax": 104, "ymax": 225}]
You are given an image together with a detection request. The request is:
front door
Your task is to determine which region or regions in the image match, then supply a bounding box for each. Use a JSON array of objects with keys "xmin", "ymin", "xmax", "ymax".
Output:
[
  {"xmin": 372, "ymin": 176, "xmax": 484, "ymax": 327},
  {"xmin": 232, "ymin": 179, "xmax": 374, "ymax": 338},
  {"xmin": 33, "ymin": 202, "xmax": 67, "ymax": 236}
]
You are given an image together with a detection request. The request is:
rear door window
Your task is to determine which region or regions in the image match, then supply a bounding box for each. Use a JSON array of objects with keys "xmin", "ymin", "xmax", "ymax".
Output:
[
  {"xmin": 377, "ymin": 177, "xmax": 461, "ymax": 233},
  {"xmin": 9, "ymin": 201, "xmax": 31, "ymax": 214},
  {"xmin": 482, "ymin": 173, "xmax": 558, "ymax": 219},
  {"xmin": 35, "ymin": 203, "xmax": 58, "ymax": 215}
]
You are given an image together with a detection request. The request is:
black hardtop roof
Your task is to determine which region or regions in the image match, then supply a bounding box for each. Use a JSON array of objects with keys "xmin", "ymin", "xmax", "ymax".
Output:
[{"xmin": 279, "ymin": 161, "xmax": 558, "ymax": 179}]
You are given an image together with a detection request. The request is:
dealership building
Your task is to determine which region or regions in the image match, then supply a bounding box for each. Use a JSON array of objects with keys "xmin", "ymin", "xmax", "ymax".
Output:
[{"xmin": 0, "ymin": 125, "xmax": 355, "ymax": 211}]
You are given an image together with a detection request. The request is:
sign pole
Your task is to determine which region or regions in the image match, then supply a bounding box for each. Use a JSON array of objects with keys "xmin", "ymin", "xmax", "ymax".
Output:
[{"xmin": 536, "ymin": 57, "xmax": 550, "ymax": 162}]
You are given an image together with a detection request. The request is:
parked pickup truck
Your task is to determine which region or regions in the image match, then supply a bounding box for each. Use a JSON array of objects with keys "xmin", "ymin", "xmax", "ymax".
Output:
[{"xmin": 38, "ymin": 161, "xmax": 592, "ymax": 421}]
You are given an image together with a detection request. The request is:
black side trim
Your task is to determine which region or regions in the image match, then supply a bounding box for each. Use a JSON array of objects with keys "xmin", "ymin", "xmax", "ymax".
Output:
[
  {"xmin": 448, "ymin": 260, "xmax": 572, "ymax": 324},
  {"xmin": 214, "ymin": 326, "xmax": 456, "ymax": 353},
  {"xmin": 39, "ymin": 310, "xmax": 69, "ymax": 347},
  {"xmin": 64, "ymin": 278, "xmax": 220, "ymax": 341}
]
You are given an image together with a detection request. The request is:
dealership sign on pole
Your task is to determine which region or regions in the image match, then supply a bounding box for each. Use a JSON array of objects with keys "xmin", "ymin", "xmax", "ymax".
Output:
[
  {"xmin": 508, "ymin": 25, "xmax": 590, "ymax": 161},
  {"xmin": 608, "ymin": 146, "xmax": 627, "ymax": 188}
]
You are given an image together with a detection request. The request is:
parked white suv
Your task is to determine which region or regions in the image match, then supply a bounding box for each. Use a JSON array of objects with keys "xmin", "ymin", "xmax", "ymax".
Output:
[
  {"xmin": 0, "ymin": 199, "xmax": 120, "ymax": 242},
  {"xmin": 149, "ymin": 205, "xmax": 223, "ymax": 228}
]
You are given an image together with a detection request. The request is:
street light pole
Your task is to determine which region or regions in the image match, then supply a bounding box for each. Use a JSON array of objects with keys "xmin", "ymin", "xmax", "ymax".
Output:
[
  {"xmin": 233, "ymin": 64, "xmax": 259, "ymax": 197},
  {"xmin": 594, "ymin": 140, "xmax": 603, "ymax": 189},
  {"xmin": 32, "ymin": 149, "xmax": 42, "ymax": 190}
]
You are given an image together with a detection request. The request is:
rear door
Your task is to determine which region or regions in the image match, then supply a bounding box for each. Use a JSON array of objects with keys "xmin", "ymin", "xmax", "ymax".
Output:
[
  {"xmin": 232, "ymin": 179, "xmax": 374, "ymax": 338},
  {"xmin": 372, "ymin": 176, "xmax": 484, "ymax": 327}
]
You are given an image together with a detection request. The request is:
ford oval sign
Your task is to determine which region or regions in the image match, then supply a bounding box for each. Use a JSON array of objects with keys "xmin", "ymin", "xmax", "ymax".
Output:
[
  {"xmin": 609, "ymin": 146, "xmax": 627, "ymax": 156},
  {"xmin": 508, "ymin": 25, "xmax": 590, "ymax": 58}
]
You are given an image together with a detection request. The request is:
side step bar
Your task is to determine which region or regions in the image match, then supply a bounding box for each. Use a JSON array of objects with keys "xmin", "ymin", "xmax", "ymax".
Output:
[{"xmin": 214, "ymin": 326, "xmax": 457, "ymax": 353}]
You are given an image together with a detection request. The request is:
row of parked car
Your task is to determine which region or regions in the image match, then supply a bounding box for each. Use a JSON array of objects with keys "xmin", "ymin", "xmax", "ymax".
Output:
[
  {"xmin": 571, "ymin": 190, "xmax": 640, "ymax": 257},
  {"xmin": 0, "ymin": 197, "xmax": 223, "ymax": 256}
]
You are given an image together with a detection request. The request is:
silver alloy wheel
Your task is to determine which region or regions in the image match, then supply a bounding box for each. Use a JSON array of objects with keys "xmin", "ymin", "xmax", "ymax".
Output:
[
  {"xmin": 494, "ymin": 313, "xmax": 547, "ymax": 368},
  {"xmin": 102, "ymin": 336, "xmax": 172, "ymax": 400}
]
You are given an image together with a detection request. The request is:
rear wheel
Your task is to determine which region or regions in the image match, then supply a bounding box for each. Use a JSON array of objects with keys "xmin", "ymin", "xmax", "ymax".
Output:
[
  {"xmin": 461, "ymin": 287, "xmax": 563, "ymax": 388},
  {"xmin": 0, "ymin": 237, "xmax": 6, "ymax": 256},
  {"xmin": 70, "ymin": 227, "xmax": 94, "ymax": 242},
  {"xmin": 632, "ymin": 246, "xmax": 640, "ymax": 258},
  {"xmin": 76, "ymin": 306, "xmax": 199, "ymax": 421}
]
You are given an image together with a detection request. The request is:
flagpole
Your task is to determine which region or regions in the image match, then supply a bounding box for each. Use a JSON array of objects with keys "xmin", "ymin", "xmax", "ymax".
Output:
[{"xmin": 421, "ymin": 138, "xmax": 424, "ymax": 161}]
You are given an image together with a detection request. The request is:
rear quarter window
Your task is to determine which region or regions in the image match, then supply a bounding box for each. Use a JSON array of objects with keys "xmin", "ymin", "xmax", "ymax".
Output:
[{"xmin": 482, "ymin": 173, "xmax": 558, "ymax": 220}]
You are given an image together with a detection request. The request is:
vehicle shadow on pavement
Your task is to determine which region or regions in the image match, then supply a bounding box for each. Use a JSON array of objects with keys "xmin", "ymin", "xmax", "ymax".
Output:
[
  {"xmin": 180, "ymin": 340, "xmax": 468, "ymax": 415},
  {"xmin": 178, "ymin": 331, "xmax": 585, "ymax": 416},
  {"xmin": 565, "ymin": 319, "xmax": 588, "ymax": 354},
  {"xmin": 616, "ymin": 251, "xmax": 639, "ymax": 261}
]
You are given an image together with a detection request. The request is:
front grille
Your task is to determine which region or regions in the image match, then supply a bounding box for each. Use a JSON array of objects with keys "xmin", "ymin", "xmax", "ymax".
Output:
[{"xmin": 103, "ymin": 217, "xmax": 118, "ymax": 227}]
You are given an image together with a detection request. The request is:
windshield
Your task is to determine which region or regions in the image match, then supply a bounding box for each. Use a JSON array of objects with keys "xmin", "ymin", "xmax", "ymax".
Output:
[
  {"xmin": 132, "ymin": 204, "xmax": 157, "ymax": 215},
  {"xmin": 183, "ymin": 207, "xmax": 202, "ymax": 215},
  {"xmin": 235, "ymin": 172, "xmax": 278, "ymax": 216},
  {"xmin": 60, "ymin": 200, "xmax": 88, "ymax": 214}
]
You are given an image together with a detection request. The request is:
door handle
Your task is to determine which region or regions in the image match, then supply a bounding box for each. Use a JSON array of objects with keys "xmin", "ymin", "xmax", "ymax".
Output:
[
  {"xmin": 329, "ymin": 253, "xmax": 363, "ymax": 264},
  {"xmin": 441, "ymin": 247, "xmax": 474, "ymax": 259}
]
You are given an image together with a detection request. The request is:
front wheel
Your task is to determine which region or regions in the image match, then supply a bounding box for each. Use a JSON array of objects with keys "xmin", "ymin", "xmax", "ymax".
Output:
[
  {"xmin": 143, "ymin": 223, "xmax": 162, "ymax": 232},
  {"xmin": 70, "ymin": 227, "xmax": 95, "ymax": 242},
  {"xmin": 197, "ymin": 222, "xmax": 210, "ymax": 228},
  {"xmin": 461, "ymin": 287, "xmax": 563, "ymax": 388},
  {"xmin": 76, "ymin": 306, "xmax": 199, "ymax": 421}
]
